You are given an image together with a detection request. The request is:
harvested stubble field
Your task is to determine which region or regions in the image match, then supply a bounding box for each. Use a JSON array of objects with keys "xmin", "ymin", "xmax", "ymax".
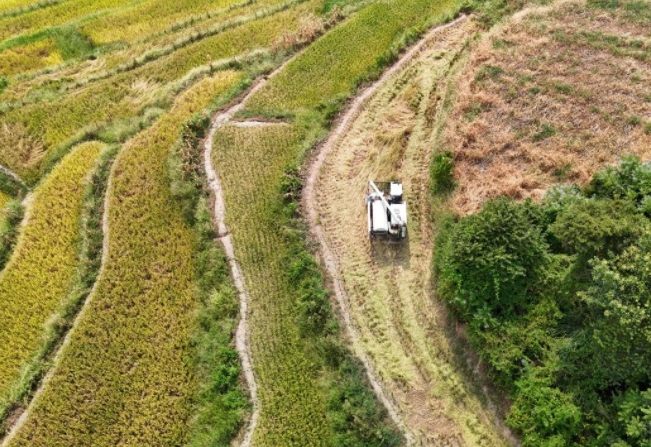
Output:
[
  {"xmin": 312, "ymin": 17, "xmax": 511, "ymax": 446},
  {"xmin": 444, "ymin": 0, "xmax": 651, "ymax": 215}
]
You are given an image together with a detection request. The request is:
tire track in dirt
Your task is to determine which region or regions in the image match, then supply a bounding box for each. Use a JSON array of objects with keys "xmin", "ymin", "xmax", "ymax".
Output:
[
  {"xmin": 1, "ymin": 157, "xmax": 112, "ymax": 447},
  {"xmin": 303, "ymin": 15, "xmax": 469, "ymax": 446}
]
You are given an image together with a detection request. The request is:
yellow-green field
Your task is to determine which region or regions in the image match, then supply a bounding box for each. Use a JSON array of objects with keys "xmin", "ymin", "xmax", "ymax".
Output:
[
  {"xmin": 8, "ymin": 71, "xmax": 243, "ymax": 447},
  {"xmin": 0, "ymin": 0, "xmax": 497, "ymax": 444},
  {"xmin": 0, "ymin": 141, "xmax": 102, "ymax": 404}
]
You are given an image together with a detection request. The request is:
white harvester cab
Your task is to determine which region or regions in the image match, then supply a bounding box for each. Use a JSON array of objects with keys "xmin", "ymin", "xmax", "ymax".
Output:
[{"xmin": 366, "ymin": 180, "xmax": 407, "ymax": 240}]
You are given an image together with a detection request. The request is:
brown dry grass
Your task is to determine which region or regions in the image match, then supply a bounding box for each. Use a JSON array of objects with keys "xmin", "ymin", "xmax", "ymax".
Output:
[{"xmin": 444, "ymin": 0, "xmax": 651, "ymax": 215}]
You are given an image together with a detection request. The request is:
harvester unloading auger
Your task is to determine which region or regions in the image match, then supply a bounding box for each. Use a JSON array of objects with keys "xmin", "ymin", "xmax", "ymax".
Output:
[{"xmin": 366, "ymin": 181, "xmax": 408, "ymax": 240}]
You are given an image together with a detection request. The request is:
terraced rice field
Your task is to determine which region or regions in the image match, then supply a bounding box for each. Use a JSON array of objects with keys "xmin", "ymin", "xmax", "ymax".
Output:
[
  {"xmin": 7, "ymin": 71, "xmax": 242, "ymax": 447},
  {"xmin": 0, "ymin": 0, "xmax": 509, "ymax": 444},
  {"xmin": 0, "ymin": 141, "xmax": 103, "ymax": 407}
]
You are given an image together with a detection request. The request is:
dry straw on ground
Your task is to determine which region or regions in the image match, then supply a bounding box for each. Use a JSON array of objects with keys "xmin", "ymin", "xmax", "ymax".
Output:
[{"xmin": 444, "ymin": 0, "xmax": 651, "ymax": 215}]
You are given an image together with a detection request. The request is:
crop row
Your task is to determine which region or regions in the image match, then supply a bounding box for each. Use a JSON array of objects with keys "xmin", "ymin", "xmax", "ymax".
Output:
[
  {"xmin": 0, "ymin": 0, "xmax": 294, "ymax": 108},
  {"xmin": 0, "ymin": 0, "xmax": 137, "ymax": 44},
  {"xmin": 0, "ymin": 0, "xmax": 321, "ymax": 184},
  {"xmin": 244, "ymin": 0, "xmax": 459, "ymax": 116},
  {"xmin": 0, "ymin": 141, "xmax": 103, "ymax": 407},
  {"xmin": 80, "ymin": 0, "xmax": 244, "ymax": 45},
  {"xmin": 211, "ymin": 123, "xmax": 332, "ymax": 446},
  {"xmin": 7, "ymin": 70, "xmax": 244, "ymax": 447}
]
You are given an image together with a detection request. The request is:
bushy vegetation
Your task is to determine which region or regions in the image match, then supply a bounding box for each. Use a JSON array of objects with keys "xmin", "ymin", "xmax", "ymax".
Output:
[
  {"xmin": 8, "ymin": 71, "xmax": 243, "ymax": 446},
  {"xmin": 435, "ymin": 156, "xmax": 651, "ymax": 446},
  {"xmin": 0, "ymin": 141, "xmax": 102, "ymax": 411},
  {"xmin": 168, "ymin": 112, "xmax": 250, "ymax": 446}
]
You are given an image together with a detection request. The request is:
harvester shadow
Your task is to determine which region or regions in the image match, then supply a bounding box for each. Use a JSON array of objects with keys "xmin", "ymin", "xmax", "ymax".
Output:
[{"xmin": 369, "ymin": 236, "xmax": 411, "ymax": 270}]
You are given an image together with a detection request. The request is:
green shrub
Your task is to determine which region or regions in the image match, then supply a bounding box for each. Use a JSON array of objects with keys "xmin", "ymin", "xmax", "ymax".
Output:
[
  {"xmin": 436, "ymin": 197, "xmax": 548, "ymax": 323},
  {"xmin": 430, "ymin": 150, "xmax": 455, "ymax": 193}
]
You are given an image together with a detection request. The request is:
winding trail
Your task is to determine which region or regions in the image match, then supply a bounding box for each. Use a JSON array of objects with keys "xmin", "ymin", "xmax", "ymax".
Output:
[
  {"xmin": 303, "ymin": 14, "xmax": 469, "ymax": 447},
  {"xmin": 1, "ymin": 156, "xmax": 113, "ymax": 447},
  {"xmin": 203, "ymin": 72, "xmax": 287, "ymax": 447}
]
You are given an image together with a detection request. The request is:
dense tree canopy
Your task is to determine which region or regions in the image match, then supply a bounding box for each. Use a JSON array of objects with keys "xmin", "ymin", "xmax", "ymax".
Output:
[{"xmin": 435, "ymin": 157, "xmax": 651, "ymax": 446}]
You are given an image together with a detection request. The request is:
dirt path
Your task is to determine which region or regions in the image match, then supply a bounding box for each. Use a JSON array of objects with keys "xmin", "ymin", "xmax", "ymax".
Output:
[
  {"xmin": 304, "ymin": 15, "xmax": 513, "ymax": 446},
  {"xmin": 1, "ymin": 158, "xmax": 112, "ymax": 447},
  {"xmin": 203, "ymin": 57, "xmax": 299, "ymax": 447},
  {"xmin": 0, "ymin": 164, "xmax": 26, "ymax": 190}
]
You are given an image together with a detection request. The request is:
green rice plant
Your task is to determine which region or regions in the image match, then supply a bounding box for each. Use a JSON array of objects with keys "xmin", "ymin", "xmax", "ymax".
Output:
[
  {"xmin": 212, "ymin": 123, "xmax": 402, "ymax": 447},
  {"xmin": 8, "ymin": 70, "xmax": 245, "ymax": 447},
  {"xmin": 0, "ymin": 141, "xmax": 103, "ymax": 405},
  {"xmin": 0, "ymin": 0, "xmax": 320, "ymax": 184},
  {"xmin": 244, "ymin": 0, "xmax": 460, "ymax": 116},
  {"xmin": 212, "ymin": 124, "xmax": 332, "ymax": 446}
]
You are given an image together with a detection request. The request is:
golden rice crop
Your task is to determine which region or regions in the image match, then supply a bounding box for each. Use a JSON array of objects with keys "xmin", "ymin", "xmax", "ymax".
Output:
[
  {"xmin": 211, "ymin": 123, "xmax": 331, "ymax": 447},
  {"xmin": 0, "ymin": 141, "xmax": 103, "ymax": 403},
  {"xmin": 8, "ymin": 70, "xmax": 244, "ymax": 447},
  {"xmin": 0, "ymin": 0, "xmax": 135, "ymax": 42},
  {"xmin": 0, "ymin": 0, "xmax": 319, "ymax": 184},
  {"xmin": 81, "ymin": 0, "xmax": 244, "ymax": 45},
  {"xmin": 244, "ymin": 0, "xmax": 459, "ymax": 115},
  {"xmin": 0, "ymin": 39, "xmax": 62, "ymax": 77}
]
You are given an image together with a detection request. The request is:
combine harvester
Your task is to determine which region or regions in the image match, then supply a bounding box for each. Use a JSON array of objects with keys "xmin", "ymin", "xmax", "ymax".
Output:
[{"xmin": 366, "ymin": 181, "xmax": 408, "ymax": 241}]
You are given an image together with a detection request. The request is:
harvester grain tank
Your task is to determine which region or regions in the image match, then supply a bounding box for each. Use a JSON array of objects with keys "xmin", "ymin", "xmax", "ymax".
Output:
[{"xmin": 366, "ymin": 180, "xmax": 408, "ymax": 240}]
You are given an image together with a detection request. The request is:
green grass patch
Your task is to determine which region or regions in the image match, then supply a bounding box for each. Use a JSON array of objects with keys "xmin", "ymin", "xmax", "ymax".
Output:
[{"xmin": 532, "ymin": 123, "xmax": 556, "ymax": 141}]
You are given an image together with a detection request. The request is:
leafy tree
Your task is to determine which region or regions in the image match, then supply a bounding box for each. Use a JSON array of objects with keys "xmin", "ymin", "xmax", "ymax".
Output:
[
  {"xmin": 437, "ymin": 197, "xmax": 548, "ymax": 325},
  {"xmin": 580, "ymin": 230, "xmax": 651, "ymax": 387},
  {"xmin": 507, "ymin": 367, "xmax": 581, "ymax": 447}
]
